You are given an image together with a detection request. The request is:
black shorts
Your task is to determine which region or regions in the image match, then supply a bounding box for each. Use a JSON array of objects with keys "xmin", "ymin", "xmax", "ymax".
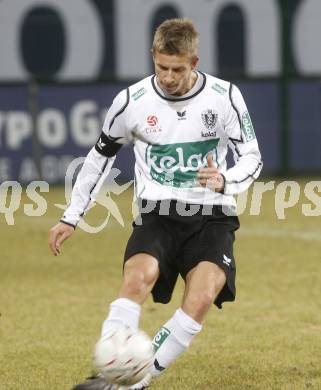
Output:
[{"xmin": 124, "ymin": 200, "xmax": 240, "ymax": 308}]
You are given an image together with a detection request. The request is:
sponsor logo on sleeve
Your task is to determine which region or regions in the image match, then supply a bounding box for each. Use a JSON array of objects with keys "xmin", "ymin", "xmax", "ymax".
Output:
[
  {"xmin": 241, "ymin": 111, "xmax": 256, "ymax": 142},
  {"xmin": 131, "ymin": 87, "xmax": 147, "ymax": 101},
  {"xmin": 212, "ymin": 83, "xmax": 227, "ymax": 95}
]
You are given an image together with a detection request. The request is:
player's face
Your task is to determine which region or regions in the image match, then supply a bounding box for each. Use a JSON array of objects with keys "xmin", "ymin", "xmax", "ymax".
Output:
[{"xmin": 153, "ymin": 52, "xmax": 199, "ymax": 96}]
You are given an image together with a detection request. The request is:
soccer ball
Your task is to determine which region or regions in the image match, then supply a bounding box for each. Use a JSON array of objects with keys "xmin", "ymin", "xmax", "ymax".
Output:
[{"xmin": 93, "ymin": 327, "xmax": 154, "ymax": 386}]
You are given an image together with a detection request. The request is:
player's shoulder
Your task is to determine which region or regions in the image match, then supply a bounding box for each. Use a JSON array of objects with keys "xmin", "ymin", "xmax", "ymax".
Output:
[
  {"xmin": 203, "ymin": 73, "xmax": 245, "ymax": 105},
  {"xmin": 127, "ymin": 75, "xmax": 154, "ymax": 103},
  {"xmin": 111, "ymin": 76, "xmax": 153, "ymax": 108},
  {"xmin": 203, "ymin": 73, "xmax": 231, "ymax": 97}
]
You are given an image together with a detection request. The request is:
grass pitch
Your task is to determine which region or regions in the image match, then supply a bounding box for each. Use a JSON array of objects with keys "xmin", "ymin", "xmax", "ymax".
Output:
[{"xmin": 0, "ymin": 181, "xmax": 320, "ymax": 390}]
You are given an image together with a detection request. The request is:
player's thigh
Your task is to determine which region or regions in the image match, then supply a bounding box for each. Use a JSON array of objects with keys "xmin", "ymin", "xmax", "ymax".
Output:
[
  {"xmin": 124, "ymin": 212, "xmax": 177, "ymax": 289},
  {"xmin": 180, "ymin": 215, "xmax": 239, "ymax": 307},
  {"xmin": 184, "ymin": 261, "xmax": 226, "ymax": 304}
]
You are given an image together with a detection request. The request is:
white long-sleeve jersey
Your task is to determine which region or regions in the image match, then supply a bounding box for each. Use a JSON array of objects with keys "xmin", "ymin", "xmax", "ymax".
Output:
[{"xmin": 61, "ymin": 72, "xmax": 262, "ymax": 227}]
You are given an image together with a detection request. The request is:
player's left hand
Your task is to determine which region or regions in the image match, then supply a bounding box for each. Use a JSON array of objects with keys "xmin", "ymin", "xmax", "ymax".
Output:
[
  {"xmin": 197, "ymin": 154, "xmax": 225, "ymax": 193},
  {"xmin": 49, "ymin": 222, "xmax": 75, "ymax": 256}
]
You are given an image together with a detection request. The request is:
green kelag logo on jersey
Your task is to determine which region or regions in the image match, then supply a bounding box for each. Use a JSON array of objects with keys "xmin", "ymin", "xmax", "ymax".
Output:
[
  {"xmin": 242, "ymin": 111, "xmax": 256, "ymax": 142},
  {"xmin": 146, "ymin": 138, "xmax": 219, "ymax": 188}
]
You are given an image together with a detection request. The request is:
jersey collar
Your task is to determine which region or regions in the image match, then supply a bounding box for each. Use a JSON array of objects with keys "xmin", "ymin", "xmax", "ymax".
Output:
[{"xmin": 151, "ymin": 71, "xmax": 206, "ymax": 102}]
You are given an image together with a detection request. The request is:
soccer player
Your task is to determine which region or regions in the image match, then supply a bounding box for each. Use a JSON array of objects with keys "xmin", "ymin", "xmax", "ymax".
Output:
[{"xmin": 49, "ymin": 18, "xmax": 262, "ymax": 390}]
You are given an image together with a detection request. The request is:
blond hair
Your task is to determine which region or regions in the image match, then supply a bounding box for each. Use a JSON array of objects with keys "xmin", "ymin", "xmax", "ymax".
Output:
[{"xmin": 151, "ymin": 18, "xmax": 199, "ymax": 60}]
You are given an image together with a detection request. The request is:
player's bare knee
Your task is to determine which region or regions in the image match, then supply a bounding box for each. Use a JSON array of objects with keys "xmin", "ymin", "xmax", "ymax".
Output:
[
  {"xmin": 184, "ymin": 290, "xmax": 215, "ymax": 318},
  {"xmin": 143, "ymin": 263, "xmax": 159, "ymax": 286},
  {"xmin": 123, "ymin": 265, "xmax": 158, "ymax": 295},
  {"xmin": 124, "ymin": 255, "xmax": 159, "ymax": 285},
  {"xmin": 196, "ymin": 291, "xmax": 215, "ymax": 310},
  {"xmin": 121, "ymin": 273, "xmax": 146, "ymax": 297}
]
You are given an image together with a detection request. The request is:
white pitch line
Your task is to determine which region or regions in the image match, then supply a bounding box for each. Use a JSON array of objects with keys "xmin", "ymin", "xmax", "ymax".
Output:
[{"xmin": 239, "ymin": 227, "xmax": 321, "ymax": 241}]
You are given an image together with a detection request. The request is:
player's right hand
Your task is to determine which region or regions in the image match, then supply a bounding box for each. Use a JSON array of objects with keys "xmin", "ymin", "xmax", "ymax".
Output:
[{"xmin": 49, "ymin": 222, "xmax": 75, "ymax": 256}]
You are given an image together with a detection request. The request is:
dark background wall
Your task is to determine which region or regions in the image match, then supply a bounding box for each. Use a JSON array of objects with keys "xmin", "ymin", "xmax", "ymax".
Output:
[{"xmin": 1, "ymin": 0, "xmax": 304, "ymax": 81}]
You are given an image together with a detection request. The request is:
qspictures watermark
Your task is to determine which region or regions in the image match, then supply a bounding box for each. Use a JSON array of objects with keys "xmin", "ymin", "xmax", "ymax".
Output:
[{"xmin": 1, "ymin": 178, "xmax": 321, "ymax": 233}]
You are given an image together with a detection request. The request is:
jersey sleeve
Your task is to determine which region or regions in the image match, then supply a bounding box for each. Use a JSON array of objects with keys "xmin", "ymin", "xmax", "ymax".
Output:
[
  {"xmin": 101, "ymin": 88, "xmax": 132, "ymax": 144},
  {"xmin": 60, "ymin": 89, "xmax": 131, "ymax": 227},
  {"xmin": 60, "ymin": 148, "xmax": 116, "ymax": 227},
  {"xmin": 223, "ymin": 84, "xmax": 263, "ymax": 195}
]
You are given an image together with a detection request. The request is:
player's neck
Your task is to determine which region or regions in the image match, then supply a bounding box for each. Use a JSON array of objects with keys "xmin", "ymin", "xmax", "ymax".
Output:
[
  {"xmin": 187, "ymin": 71, "xmax": 198, "ymax": 94},
  {"xmin": 176, "ymin": 71, "xmax": 198, "ymax": 96},
  {"xmin": 156, "ymin": 71, "xmax": 200, "ymax": 99}
]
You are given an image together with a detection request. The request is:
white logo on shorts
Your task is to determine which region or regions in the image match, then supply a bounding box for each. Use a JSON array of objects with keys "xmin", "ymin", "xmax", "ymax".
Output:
[{"xmin": 223, "ymin": 254, "xmax": 232, "ymax": 266}]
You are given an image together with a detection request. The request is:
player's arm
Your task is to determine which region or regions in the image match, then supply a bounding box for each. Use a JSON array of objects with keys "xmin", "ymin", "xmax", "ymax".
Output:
[
  {"xmin": 48, "ymin": 146, "xmax": 118, "ymax": 256},
  {"xmin": 49, "ymin": 88, "xmax": 130, "ymax": 256},
  {"xmin": 222, "ymin": 84, "xmax": 263, "ymax": 195}
]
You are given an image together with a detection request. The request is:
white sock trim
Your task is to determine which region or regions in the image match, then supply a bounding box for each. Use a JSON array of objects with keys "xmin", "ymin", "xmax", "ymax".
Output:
[
  {"xmin": 175, "ymin": 308, "xmax": 202, "ymax": 335},
  {"xmin": 101, "ymin": 298, "xmax": 141, "ymax": 336},
  {"xmin": 110, "ymin": 298, "xmax": 141, "ymax": 313}
]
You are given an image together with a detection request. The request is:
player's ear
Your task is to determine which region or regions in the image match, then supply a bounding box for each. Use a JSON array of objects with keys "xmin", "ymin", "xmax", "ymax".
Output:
[
  {"xmin": 191, "ymin": 56, "xmax": 199, "ymax": 69},
  {"xmin": 151, "ymin": 52, "xmax": 157, "ymax": 67},
  {"xmin": 151, "ymin": 48, "xmax": 156, "ymax": 61}
]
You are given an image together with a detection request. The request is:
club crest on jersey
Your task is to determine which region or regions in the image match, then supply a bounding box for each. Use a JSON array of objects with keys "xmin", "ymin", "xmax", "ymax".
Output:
[{"xmin": 201, "ymin": 109, "xmax": 218, "ymax": 131}]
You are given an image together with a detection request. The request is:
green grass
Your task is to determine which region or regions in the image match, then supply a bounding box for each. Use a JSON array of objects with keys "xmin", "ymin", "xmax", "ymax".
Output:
[{"xmin": 0, "ymin": 181, "xmax": 321, "ymax": 390}]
